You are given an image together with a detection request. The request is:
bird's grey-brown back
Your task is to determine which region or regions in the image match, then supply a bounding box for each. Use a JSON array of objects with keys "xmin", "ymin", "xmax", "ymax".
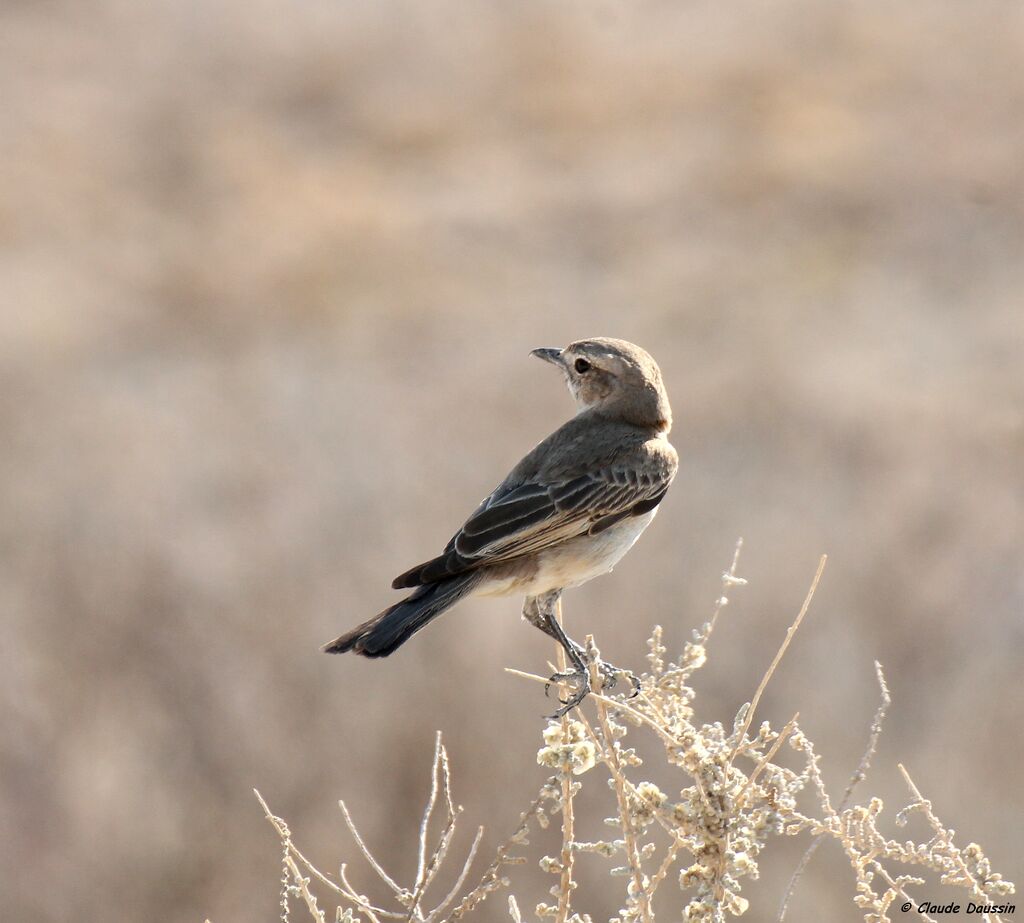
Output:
[{"xmin": 505, "ymin": 415, "xmax": 675, "ymax": 491}]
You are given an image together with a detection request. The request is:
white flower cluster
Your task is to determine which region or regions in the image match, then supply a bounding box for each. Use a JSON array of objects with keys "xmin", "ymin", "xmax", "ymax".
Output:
[{"xmin": 536, "ymin": 720, "xmax": 597, "ymax": 776}]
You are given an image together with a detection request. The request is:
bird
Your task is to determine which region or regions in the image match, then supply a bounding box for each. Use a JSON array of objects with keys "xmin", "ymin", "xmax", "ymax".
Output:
[{"xmin": 324, "ymin": 337, "xmax": 678, "ymax": 715}]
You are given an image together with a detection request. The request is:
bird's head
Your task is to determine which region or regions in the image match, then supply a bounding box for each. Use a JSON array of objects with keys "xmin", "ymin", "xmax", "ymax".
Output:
[{"xmin": 531, "ymin": 337, "xmax": 672, "ymax": 432}]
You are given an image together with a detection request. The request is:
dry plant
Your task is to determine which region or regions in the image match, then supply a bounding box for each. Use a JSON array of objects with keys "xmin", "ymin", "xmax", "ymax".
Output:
[{"xmin": 254, "ymin": 543, "xmax": 1015, "ymax": 923}]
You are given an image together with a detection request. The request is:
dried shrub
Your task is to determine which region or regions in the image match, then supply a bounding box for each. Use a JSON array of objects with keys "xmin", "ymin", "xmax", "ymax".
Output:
[{"xmin": 254, "ymin": 544, "xmax": 1015, "ymax": 923}]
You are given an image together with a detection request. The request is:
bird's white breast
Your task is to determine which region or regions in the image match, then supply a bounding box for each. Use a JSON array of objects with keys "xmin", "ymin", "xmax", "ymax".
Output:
[{"xmin": 525, "ymin": 508, "xmax": 658, "ymax": 596}]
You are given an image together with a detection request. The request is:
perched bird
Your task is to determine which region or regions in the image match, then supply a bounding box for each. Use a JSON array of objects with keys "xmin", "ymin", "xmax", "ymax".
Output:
[{"xmin": 324, "ymin": 337, "xmax": 678, "ymax": 714}]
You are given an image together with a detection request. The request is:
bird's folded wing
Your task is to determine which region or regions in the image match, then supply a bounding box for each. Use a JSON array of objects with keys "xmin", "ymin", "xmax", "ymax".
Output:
[
  {"xmin": 391, "ymin": 462, "xmax": 672, "ymax": 588},
  {"xmin": 462, "ymin": 464, "xmax": 670, "ymax": 559}
]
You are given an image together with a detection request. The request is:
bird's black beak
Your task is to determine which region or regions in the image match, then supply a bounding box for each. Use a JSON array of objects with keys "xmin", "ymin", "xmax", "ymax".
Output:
[{"xmin": 530, "ymin": 347, "xmax": 564, "ymax": 367}]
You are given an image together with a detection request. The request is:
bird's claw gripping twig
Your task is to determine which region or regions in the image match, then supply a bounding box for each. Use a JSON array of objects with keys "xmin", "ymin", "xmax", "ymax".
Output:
[
  {"xmin": 537, "ymin": 598, "xmax": 639, "ymax": 716},
  {"xmin": 619, "ymin": 667, "xmax": 642, "ymax": 699},
  {"xmin": 592, "ymin": 659, "xmax": 642, "ymax": 699},
  {"xmin": 544, "ymin": 654, "xmax": 641, "ymax": 717},
  {"xmin": 544, "ymin": 667, "xmax": 585, "ymax": 699},
  {"xmin": 545, "ymin": 668, "xmax": 592, "ymax": 718}
]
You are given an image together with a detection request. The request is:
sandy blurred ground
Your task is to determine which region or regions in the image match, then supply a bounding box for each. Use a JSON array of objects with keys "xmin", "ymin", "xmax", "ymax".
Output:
[{"xmin": 1, "ymin": 0, "xmax": 1022, "ymax": 920}]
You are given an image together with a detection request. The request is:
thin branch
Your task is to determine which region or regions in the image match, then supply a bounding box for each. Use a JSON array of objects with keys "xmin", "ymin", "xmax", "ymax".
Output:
[
  {"xmin": 871, "ymin": 861, "xmax": 937, "ymax": 923},
  {"xmin": 702, "ymin": 537, "xmax": 746, "ymax": 646},
  {"xmin": 736, "ymin": 712, "xmax": 799, "ymax": 808},
  {"xmin": 647, "ymin": 832, "xmax": 685, "ymax": 904},
  {"xmin": 426, "ymin": 827, "xmax": 484, "ymax": 923},
  {"xmin": 409, "ymin": 741, "xmax": 459, "ymax": 921},
  {"xmin": 841, "ymin": 662, "xmax": 890, "ymax": 807},
  {"xmin": 338, "ymin": 800, "xmax": 407, "ymax": 900},
  {"xmin": 337, "ymin": 865, "xmax": 395, "ymax": 923},
  {"xmin": 284, "ymin": 852, "xmax": 327, "ymax": 923},
  {"xmin": 416, "ymin": 733, "xmax": 444, "ymax": 887},
  {"xmin": 553, "ymin": 597, "xmax": 576, "ymax": 923},
  {"xmin": 730, "ymin": 555, "xmax": 826, "ymax": 763}
]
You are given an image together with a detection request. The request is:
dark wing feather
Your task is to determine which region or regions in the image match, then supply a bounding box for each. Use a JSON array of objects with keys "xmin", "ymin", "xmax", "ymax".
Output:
[
  {"xmin": 394, "ymin": 462, "xmax": 672, "ymax": 587},
  {"xmin": 459, "ymin": 483, "xmax": 554, "ymax": 538}
]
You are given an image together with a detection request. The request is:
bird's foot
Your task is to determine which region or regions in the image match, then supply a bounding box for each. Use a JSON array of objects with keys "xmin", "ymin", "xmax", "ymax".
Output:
[
  {"xmin": 544, "ymin": 667, "xmax": 592, "ymax": 719},
  {"xmin": 590, "ymin": 658, "xmax": 641, "ymax": 698},
  {"xmin": 567, "ymin": 640, "xmax": 640, "ymax": 698},
  {"xmin": 544, "ymin": 657, "xmax": 641, "ymax": 718}
]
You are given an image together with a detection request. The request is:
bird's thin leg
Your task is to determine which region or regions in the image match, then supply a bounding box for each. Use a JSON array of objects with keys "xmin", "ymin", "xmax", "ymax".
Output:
[
  {"xmin": 541, "ymin": 597, "xmax": 592, "ymax": 718},
  {"xmin": 525, "ymin": 592, "xmax": 641, "ymax": 713},
  {"xmin": 544, "ymin": 603, "xmax": 588, "ymax": 674},
  {"xmin": 524, "ymin": 591, "xmax": 586, "ymax": 657},
  {"xmin": 525, "ymin": 590, "xmax": 588, "ymax": 676},
  {"xmin": 522, "ymin": 591, "xmax": 561, "ymax": 635}
]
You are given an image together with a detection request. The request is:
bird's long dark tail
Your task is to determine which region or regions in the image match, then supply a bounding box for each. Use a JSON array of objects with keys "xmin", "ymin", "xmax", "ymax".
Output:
[{"xmin": 322, "ymin": 573, "xmax": 481, "ymax": 657}]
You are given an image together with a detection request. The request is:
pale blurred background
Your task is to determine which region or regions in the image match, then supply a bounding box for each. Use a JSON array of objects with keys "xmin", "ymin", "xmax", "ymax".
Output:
[{"xmin": 2, "ymin": 1, "xmax": 1022, "ymax": 920}]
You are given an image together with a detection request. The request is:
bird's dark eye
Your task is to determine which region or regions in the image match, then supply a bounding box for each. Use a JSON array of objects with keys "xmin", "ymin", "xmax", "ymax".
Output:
[{"xmin": 574, "ymin": 358, "xmax": 591, "ymax": 374}]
